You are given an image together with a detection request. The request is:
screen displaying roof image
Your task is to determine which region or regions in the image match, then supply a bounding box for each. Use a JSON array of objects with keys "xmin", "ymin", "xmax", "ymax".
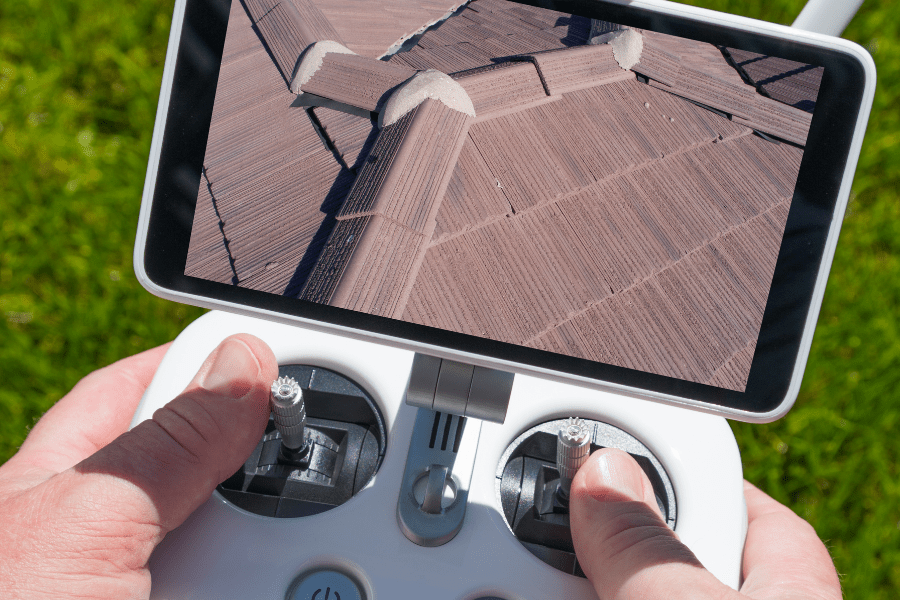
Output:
[{"xmin": 185, "ymin": 0, "xmax": 823, "ymax": 392}]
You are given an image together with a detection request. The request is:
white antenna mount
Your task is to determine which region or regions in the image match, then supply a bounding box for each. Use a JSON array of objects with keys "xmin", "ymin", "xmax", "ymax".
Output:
[{"xmin": 792, "ymin": 0, "xmax": 864, "ymax": 36}]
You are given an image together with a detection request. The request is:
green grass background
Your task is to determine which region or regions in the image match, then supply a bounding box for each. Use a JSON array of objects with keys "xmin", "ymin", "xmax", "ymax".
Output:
[{"xmin": 0, "ymin": 0, "xmax": 897, "ymax": 595}]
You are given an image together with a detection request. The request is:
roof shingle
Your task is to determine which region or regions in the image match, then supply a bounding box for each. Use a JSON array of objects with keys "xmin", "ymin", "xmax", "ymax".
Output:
[{"xmin": 301, "ymin": 53, "xmax": 416, "ymax": 112}]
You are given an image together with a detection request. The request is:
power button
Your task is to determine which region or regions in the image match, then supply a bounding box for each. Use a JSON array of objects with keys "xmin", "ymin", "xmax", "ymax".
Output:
[{"xmin": 287, "ymin": 569, "xmax": 364, "ymax": 600}]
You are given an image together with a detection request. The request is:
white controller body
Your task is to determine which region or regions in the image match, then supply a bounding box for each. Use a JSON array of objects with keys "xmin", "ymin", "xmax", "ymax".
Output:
[{"xmin": 133, "ymin": 311, "xmax": 746, "ymax": 599}]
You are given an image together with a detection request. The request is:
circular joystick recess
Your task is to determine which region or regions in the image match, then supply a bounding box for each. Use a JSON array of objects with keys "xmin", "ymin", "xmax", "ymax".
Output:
[
  {"xmin": 218, "ymin": 365, "xmax": 387, "ymax": 518},
  {"xmin": 496, "ymin": 418, "xmax": 676, "ymax": 577}
]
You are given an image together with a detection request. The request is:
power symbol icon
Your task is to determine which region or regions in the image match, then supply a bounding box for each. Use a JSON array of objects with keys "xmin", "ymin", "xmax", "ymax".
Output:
[
  {"xmin": 312, "ymin": 587, "xmax": 341, "ymax": 600},
  {"xmin": 290, "ymin": 570, "xmax": 363, "ymax": 600}
]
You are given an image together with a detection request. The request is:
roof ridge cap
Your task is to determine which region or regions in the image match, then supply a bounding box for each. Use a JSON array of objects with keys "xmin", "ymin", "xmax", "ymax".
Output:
[
  {"xmin": 592, "ymin": 28, "xmax": 644, "ymax": 70},
  {"xmin": 380, "ymin": 69, "xmax": 475, "ymax": 128},
  {"xmin": 290, "ymin": 40, "xmax": 356, "ymax": 93}
]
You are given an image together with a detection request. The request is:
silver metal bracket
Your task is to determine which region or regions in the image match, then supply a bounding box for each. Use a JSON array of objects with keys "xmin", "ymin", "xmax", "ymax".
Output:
[
  {"xmin": 406, "ymin": 354, "xmax": 515, "ymax": 423},
  {"xmin": 398, "ymin": 354, "xmax": 513, "ymax": 546}
]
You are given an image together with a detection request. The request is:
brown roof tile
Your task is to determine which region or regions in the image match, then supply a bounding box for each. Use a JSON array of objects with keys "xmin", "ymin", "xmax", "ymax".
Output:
[
  {"xmin": 333, "ymin": 109, "xmax": 418, "ymax": 220},
  {"xmin": 191, "ymin": 0, "xmax": 354, "ymax": 293},
  {"xmin": 727, "ymin": 48, "xmax": 822, "ymax": 113},
  {"xmin": 705, "ymin": 338, "xmax": 757, "ymax": 390},
  {"xmin": 656, "ymin": 64, "xmax": 757, "ymax": 119},
  {"xmin": 339, "ymin": 100, "xmax": 470, "ymax": 231},
  {"xmin": 405, "ymin": 230, "xmax": 541, "ymax": 342},
  {"xmin": 735, "ymin": 98, "xmax": 813, "ymax": 146},
  {"xmin": 400, "ymin": 112, "xmax": 799, "ymax": 390},
  {"xmin": 292, "ymin": 0, "xmax": 345, "ymax": 44},
  {"xmin": 431, "ymin": 141, "xmax": 512, "ymax": 242},
  {"xmin": 462, "ymin": 78, "xmax": 746, "ymax": 214},
  {"xmin": 298, "ymin": 216, "xmax": 370, "ymax": 303},
  {"xmin": 386, "ymin": 0, "xmax": 592, "ymax": 74},
  {"xmin": 300, "ymin": 53, "xmax": 416, "ymax": 112},
  {"xmin": 327, "ymin": 215, "xmax": 428, "ymax": 315},
  {"xmin": 523, "ymin": 198, "xmax": 788, "ymax": 387},
  {"xmin": 221, "ymin": 6, "xmax": 266, "ymax": 68},
  {"xmin": 630, "ymin": 30, "xmax": 814, "ymax": 145},
  {"xmin": 426, "ymin": 13, "xmax": 497, "ymax": 45},
  {"xmin": 641, "ymin": 31, "xmax": 745, "ymax": 85},
  {"xmin": 466, "ymin": 0, "xmax": 528, "ymax": 13},
  {"xmin": 391, "ymin": 41, "xmax": 495, "ymax": 73},
  {"xmin": 311, "ymin": 107, "xmax": 377, "ymax": 170},
  {"xmin": 460, "ymin": 7, "xmax": 545, "ymax": 38},
  {"xmin": 307, "ymin": 0, "xmax": 469, "ymax": 58},
  {"xmin": 632, "ymin": 39, "xmax": 680, "ymax": 87},
  {"xmin": 241, "ymin": 0, "xmax": 276, "ymax": 22},
  {"xmin": 217, "ymin": 154, "xmax": 353, "ymax": 286},
  {"xmin": 184, "ymin": 176, "xmax": 235, "ymax": 284},
  {"xmin": 506, "ymin": 4, "xmax": 570, "ymax": 28},
  {"xmin": 376, "ymin": 102, "xmax": 471, "ymax": 232},
  {"xmin": 526, "ymin": 44, "xmax": 626, "ymax": 95},
  {"xmin": 517, "ymin": 203, "xmax": 612, "ymax": 307},
  {"xmin": 559, "ymin": 177, "xmax": 674, "ymax": 290},
  {"xmin": 466, "ymin": 107, "xmax": 581, "ymax": 212},
  {"xmin": 189, "ymin": 0, "xmax": 818, "ymax": 390},
  {"xmin": 453, "ymin": 61, "xmax": 547, "ymax": 116},
  {"xmin": 243, "ymin": 0, "xmax": 344, "ymax": 54},
  {"xmin": 303, "ymin": 99, "xmax": 472, "ymax": 314},
  {"xmin": 246, "ymin": 0, "xmax": 316, "ymax": 84}
]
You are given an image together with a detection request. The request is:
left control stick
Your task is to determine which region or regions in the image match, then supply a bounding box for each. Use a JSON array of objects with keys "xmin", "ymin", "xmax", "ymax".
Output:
[{"xmin": 270, "ymin": 376, "xmax": 310, "ymax": 465}]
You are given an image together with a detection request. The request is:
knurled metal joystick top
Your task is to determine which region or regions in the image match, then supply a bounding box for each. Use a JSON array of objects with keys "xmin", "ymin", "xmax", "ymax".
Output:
[
  {"xmin": 270, "ymin": 376, "xmax": 308, "ymax": 452},
  {"xmin": 556, "ymin": 417, "xmax": 592, "ymax": 500}
]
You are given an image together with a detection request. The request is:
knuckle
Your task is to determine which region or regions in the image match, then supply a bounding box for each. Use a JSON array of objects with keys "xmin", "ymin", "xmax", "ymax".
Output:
[
  {"xmin": 151, "ymin": 395, "xmax": 224, "ymax": 464},
  {"xmin": 599, "ymin": 507, "xmax": 700, "ymax": 567}
]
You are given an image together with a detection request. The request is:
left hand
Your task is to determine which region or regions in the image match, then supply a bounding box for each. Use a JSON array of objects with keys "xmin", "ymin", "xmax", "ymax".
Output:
[{"xmin": 0, "ymin": 334, "xmax": 279, "ymax": 599}]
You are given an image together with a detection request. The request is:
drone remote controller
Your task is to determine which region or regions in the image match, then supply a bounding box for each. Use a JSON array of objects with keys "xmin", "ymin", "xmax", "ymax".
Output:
[{"xmin": 132, "ymin": 311, "xmax": 746, "ymax": 599}]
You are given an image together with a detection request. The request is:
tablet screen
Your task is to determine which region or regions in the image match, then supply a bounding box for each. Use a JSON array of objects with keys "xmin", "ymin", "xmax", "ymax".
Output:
[{"xmin": 183, "ymin": 0, "xmax": 822, "ymax": 393}]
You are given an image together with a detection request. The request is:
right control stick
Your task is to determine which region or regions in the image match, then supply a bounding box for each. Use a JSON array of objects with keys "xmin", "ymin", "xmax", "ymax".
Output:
[
  {"xmin": 556, "ymin": 417, "xmax": 592, "ymax": 502},
  {"xmin": 497, "ymin": 417, "xmax": 676, "ymax": 576}
]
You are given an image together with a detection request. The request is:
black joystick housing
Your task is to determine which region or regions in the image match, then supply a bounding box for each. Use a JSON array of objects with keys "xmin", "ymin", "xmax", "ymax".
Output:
[
  {"xmin": 498, "ymin": 419, "xmax": 676, "ymax": 577},
  {"xmin": 218, "ymin": 364, "xmax": 386, "ymax": 518}
]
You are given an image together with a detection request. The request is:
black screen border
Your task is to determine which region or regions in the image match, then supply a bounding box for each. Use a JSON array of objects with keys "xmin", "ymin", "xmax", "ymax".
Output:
[{"xmin": 141, "ymin": 0, "xmax": 868, "ymax": 416}]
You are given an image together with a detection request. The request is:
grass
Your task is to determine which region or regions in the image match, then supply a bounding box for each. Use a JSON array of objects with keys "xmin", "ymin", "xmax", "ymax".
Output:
[{"xmin": 1, "ymin": 0, "xmax": 897, "ymax": 596}]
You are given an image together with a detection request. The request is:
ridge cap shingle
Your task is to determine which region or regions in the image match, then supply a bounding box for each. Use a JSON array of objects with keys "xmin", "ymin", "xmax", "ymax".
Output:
[
  {"xmin": 290, "ymin": 40, "xmax": 356, "ymax": 93},
  {"xmin": 380, "ymin": 69, "xmax": 476, "ymax": 127}
]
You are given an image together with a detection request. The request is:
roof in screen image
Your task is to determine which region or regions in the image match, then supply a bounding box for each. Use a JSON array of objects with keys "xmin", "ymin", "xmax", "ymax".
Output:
[{"xmin": 185, "ymin": 0, "xmax": 823, "ymax": 391}]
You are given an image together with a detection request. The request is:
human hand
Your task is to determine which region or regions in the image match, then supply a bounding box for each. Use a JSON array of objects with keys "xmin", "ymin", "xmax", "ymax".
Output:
[
  {"xmin": 0, "ymin": 334, "xmax": 278, "ymax": 599},
  {"xmin": 570, "ymin": 448, "xmax": 842, "ymax": 600}
]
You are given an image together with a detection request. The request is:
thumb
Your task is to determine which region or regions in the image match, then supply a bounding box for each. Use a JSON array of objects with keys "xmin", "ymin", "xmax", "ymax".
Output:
[
  {"xmin": 569, "ymin": 448, "xmax": 739, "ymax": 600},
  {"xmin": 65, "ymin": 334, "xmax": 278, "ymax": 537}
]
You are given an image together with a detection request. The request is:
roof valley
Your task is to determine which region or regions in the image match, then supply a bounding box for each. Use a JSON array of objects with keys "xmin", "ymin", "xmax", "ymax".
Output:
[
  {"xmin": 192, "ymin": 0, "xmax": 360, "ymax": 293},
  {"xmin": 243, "ymin": 0, "xmax": 346, "ymax": 85}
]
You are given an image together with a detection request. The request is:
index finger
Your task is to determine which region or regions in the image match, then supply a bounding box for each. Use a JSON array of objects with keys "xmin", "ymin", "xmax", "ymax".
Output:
[
  {"xmin": 3, "ymin": 343, "xmax": 172, "ymax": 481},
  {"xmin": 740, "ymin": 480, "xmax": 842, "ymax": 599}
]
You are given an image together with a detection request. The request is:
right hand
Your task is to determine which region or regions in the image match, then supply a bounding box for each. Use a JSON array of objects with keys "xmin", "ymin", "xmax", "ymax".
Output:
[{"xmin": 569, "ymin": 448, "xmax": 842, "ymax": 600}]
